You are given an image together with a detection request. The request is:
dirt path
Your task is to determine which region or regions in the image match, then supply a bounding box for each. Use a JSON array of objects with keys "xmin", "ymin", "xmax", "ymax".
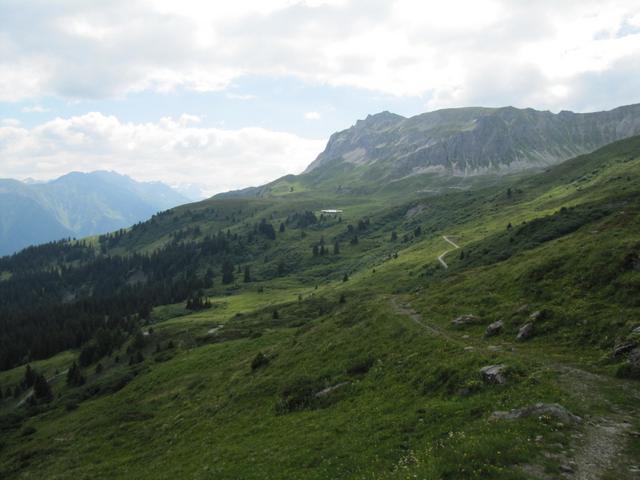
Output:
[
  {"xmin": 437, "ymin": 235, "xmax": 460, "ymax": 269},
  {"xmin": 389, "ymin": 295, "xmax": 639, "ymax": 479},
  {"xmin": 571, "ymin": 416, "xmax": 634, "ymax": 480}
]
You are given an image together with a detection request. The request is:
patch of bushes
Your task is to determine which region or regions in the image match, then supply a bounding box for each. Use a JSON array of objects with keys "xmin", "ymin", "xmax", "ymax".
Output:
[
  {"xmin": 615, "ymin": 363, "xmax": 640, "ymax": 380},
  {"xmin": 20, "ymin": 426, "xmax": 36, "ymax": 436},
  {"xmin": 421, "ymin": 366, "xmax": 463, "ymax": 396},
  {"xmin": 455, "ymin": 202, "xmax": 613, "ymax": 271},
  {"xmin": 251, "ymin": 352, "xmax": 270, "ymax": 371},
  {"xmin": 276, "ymin": 378, "xmax": 320, "ymax": 414},
  {"xmin": 275, "ymin": 377, "xmax": 337, "ymax": 414},
  {"xmin": 346, "ymin": 357, "xmax": 375, "ymax": 376}
]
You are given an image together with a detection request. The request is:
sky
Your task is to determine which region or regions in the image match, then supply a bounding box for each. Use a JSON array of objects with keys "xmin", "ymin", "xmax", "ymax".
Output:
[{"xmin": 1, "ymin": 0, "xmax": 640, "ymax": 197}]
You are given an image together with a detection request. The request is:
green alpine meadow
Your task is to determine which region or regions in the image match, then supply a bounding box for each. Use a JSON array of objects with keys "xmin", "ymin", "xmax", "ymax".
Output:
[
  {"xmin": 1, "ymin": 123, "xmax": 640, "ymax": 478},
  {"xmin": 1, "ymin": 2, "xmax": 640, "ymax": 479}
]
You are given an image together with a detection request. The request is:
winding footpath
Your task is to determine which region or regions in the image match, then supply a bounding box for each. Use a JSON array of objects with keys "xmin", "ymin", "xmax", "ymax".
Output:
[
  {"xmin": 390, "ymin": 295, "xmax": 639, "ymax": 479},
  {"xmin": 390, "ymin": 233, "xmax": 639, "ymax": 478},
  {"xmin": 437, "ymin": 235, "xmax": 460, "ymax": 269}
]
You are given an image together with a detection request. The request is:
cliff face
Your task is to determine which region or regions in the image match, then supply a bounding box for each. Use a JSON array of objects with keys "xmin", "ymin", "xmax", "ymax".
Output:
[{"xmin": 304, "ymin": 104, "xmax": 640, "ymax": 180}]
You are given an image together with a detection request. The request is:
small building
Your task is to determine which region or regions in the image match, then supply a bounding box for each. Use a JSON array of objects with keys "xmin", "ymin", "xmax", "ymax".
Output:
[{"xmin": 321, "ymin": 209, "xmax": 343, "ymax": 214}]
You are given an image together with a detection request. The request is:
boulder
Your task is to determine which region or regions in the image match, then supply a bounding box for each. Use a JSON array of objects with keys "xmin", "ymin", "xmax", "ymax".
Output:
[
  {"xmin": 485, "ymin": 320, "xmax": 503, "ymax": 337},
  {"xmin": 480, "ymin": 364, "xmax": 508, "ymax": 385},
  {"xmin": 529, "ymin": 310, "xmax": 544, "ymax": 322},
  {"xmin": 613, "ymin": 341, "xmax": 637, "ymax": 358},
  {"xmin": 490, "ymin": 403, "xmax": 582, "ymax": 424},
  {"xmin": 452, "ymin": 314, "xmax": 481, "ymax": 327},
  {"xmin": 516, "ymin": 323, "xmax": 534, "ymax": 341}
]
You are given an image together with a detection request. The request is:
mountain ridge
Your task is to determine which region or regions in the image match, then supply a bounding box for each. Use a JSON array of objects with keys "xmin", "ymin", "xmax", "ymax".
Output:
[
  {"xmin": 304, "ymin": 103, "xmax": 640, "ymax": 179},
  {"xmin": 0, "ymin": 171, "xmax": 189, "ymax": 256}
]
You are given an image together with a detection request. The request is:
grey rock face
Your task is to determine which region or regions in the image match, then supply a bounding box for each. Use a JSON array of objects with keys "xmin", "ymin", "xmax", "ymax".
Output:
[
  {"xmin": 490, "ymin": 403, "xmax": 582, "ymax": 424},
  {"xmin": 304, "ymin": 104, "xmax": 640, "ymax": 181},
  {"xmin": 517, "ymin": 323, "xmax": 535, "ymax": 341},
  {"xmin": 485, "ymin": 320, "xmax": 504, "ymax": 337},
  {"xmin": 613, "ymin": 341, "xmax": 638, "ymax": 358},
  {"xmin": 480, "ymin": 364, "xmax": 508, "ymax": 385}
]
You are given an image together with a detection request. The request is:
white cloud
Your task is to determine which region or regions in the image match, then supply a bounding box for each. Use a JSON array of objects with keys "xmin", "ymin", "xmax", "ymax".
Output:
[
  {"xmin": 0, "ymin": 112, "xmax": 325, "ymax": 196},
  {"xmin": 226, "ymin": 93, "xmax": 257, "ymax": 101},
  {"xmin": 1, "ymin": 118, "xmax": 21, "ymax": 127},
  {"xmin": 21, "ymin": 105, "xmax": 50, "ymax": 113},
  {"xmin": 304, "ymin": 111, "xmax": 321, "ymax": 120},
  {"xmin": 0, "ymin": 0, "xmax": 639, "ymax": 111}
]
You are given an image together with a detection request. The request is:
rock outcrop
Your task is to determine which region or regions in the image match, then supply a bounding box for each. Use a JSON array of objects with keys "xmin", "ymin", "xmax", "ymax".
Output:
[
  {"xmin": 485, "ymin": 320, "xmax": 503, "ymax": 337},
  {"xmin": 490, "ymin": 403, "xmax": 582, "ymax": 424},
  {"xmin": 516, "ymin": 323, "xmax": 535, "ymax": 341},
  {"xmin": 480, "ymin": 364, "xmax": 508, "ymax": 385},
  {"xmin": 452, "ymin": 314, "xmax": 481, "ymax": 327},
  {"xmin": 613, "ymin": 341, "xmax": 637, "ymax": 358}
]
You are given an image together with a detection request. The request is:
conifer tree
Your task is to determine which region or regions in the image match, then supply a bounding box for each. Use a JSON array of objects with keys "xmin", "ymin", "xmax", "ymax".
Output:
[
  {"xmin": 23, "ymin": 364, "xmax": 36, "ymax": 388},
  {"xmin": 66, "ymin": 361, "xmax": 85, "ymax": 386},
  {"xmin": 222, "ymin": 259, "xmax": 235, "ymax": 284},
  {"xmin": 33, "ymin": 374, "xmax": 53, "ymax": 402}
]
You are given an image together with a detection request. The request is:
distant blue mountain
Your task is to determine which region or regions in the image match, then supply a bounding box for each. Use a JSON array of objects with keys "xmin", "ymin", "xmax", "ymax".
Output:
[{"xmin": 0, "ymin": 171, "xmax": 189, "ymax": 256}]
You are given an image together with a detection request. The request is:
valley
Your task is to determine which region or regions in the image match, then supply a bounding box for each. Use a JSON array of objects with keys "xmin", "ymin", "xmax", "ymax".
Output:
[{"xmin": 0, "ymin": 134, "xmax": 639, "ymax": 479}]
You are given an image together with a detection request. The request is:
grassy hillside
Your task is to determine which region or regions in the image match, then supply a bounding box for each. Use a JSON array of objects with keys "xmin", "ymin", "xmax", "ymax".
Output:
[{"xmin": 0, "ymin": 137, "xmax": 639, "ymax": 479}]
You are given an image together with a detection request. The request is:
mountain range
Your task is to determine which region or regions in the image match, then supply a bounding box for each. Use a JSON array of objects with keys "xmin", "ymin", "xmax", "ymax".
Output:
[
  {"xmin": 4, "ymin": 104, "xmax": 640, "ymax": 257},
  {"xmin": 0, "ymin": 171, "xmax": 189, "ymax": 256},
  {"xmin": 222, "ymin": 103, "xmax": 640, "ymax": 198}
]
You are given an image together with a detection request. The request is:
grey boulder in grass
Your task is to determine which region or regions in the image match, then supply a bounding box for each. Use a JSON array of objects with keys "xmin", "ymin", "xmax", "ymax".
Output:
[{"xmin": 490, "ymin": 403, "xmax": 582, "ymax": 424}]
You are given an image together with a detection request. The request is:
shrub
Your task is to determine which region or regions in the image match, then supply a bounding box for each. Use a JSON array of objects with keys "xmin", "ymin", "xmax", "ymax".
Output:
[
  {"xmin": 251, "ymin": 352, "xmax": 270, "ymax": 371},
  {"xmin": 20, "ymin": 426, "xmax": 36, "ymax": 436},
  {"xmin": 615, "ymin": 363, "xmax": 640, "ymax": 380},
  {"xmin": 346, "ymin": 357, "xmax": 375, "ymax": 376},
  {"xmin": 275, "ymin": 378, "xmax": 323, "ymax": 414},
  {"xmin": 422, "ymin": 367, "xmax": 463, "ymax": 396}
]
